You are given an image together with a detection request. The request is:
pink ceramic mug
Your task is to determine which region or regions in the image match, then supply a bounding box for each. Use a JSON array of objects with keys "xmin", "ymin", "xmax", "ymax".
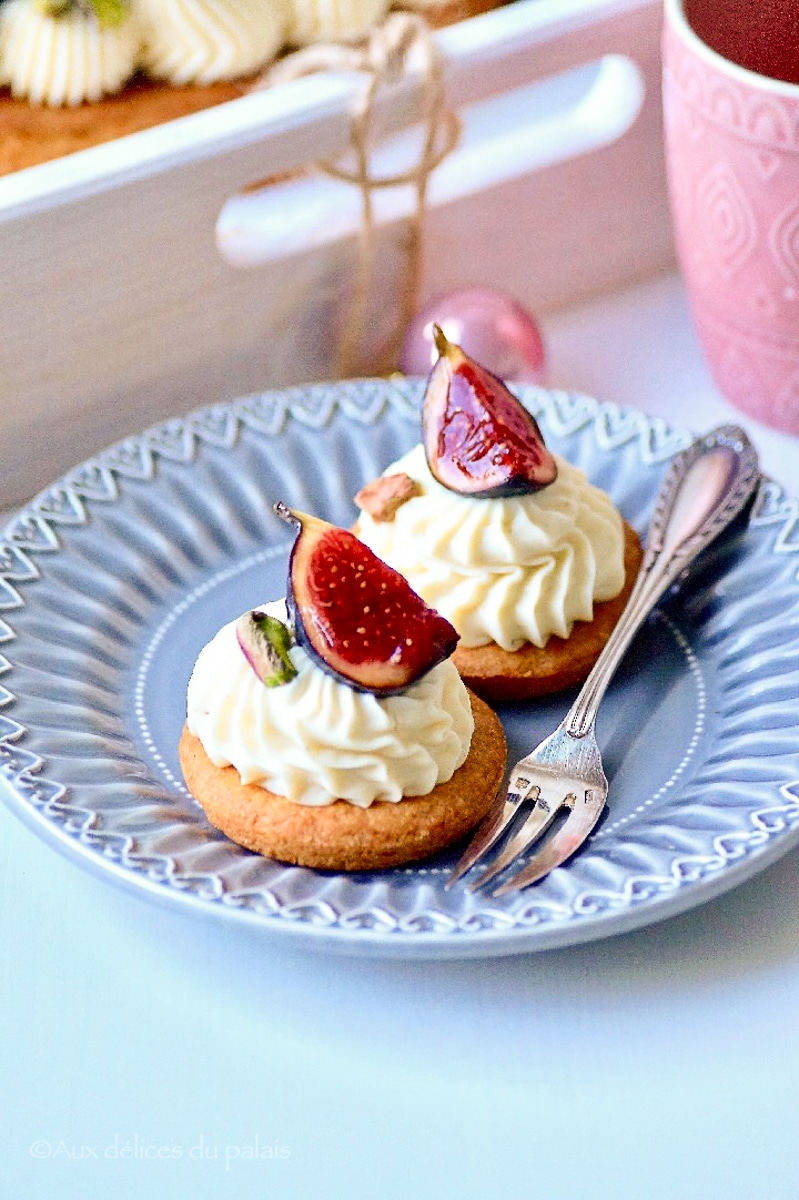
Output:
[{"xmin": 662, "ymin": 0, "xmax": 799, "ymax": 434}]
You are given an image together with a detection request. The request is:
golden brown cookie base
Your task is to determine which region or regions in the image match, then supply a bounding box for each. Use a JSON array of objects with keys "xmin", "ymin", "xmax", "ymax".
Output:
[
  {"xmin": 179, "ymin": 691, "xmax": 505, "ymax": 872},
  {"xmin": 402, "ymin": 0, "xmax": 506, "ymax": 27},
  {"xmin": 0, "ymin": 74, "xmax": 249, "ymax": 176},
  {"xmin": 453, "ymin": 522, "xmax": 644, "ymax": 703}
]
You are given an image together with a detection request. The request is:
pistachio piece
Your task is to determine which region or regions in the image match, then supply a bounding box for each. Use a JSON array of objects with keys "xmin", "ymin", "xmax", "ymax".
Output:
[
  {"xmin": 35, "ymin": 0, "xmax": 129, "ymax": 26},
  {"xmin": 35, "ymin": 0, "xmax": 73, "ymax": 15},
  {"xmin": 85, "ymin": 0, "xmax": 128, "ymax": 27},
  {"xmin": 236, "ymin": 610, "xmax": 298, "ymax": 687}
]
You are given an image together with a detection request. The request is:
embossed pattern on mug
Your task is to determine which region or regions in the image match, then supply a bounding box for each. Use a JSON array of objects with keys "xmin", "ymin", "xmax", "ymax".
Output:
[{"xmin": 663, "ymin": 17, "xmax": 799, "ymax": 431}]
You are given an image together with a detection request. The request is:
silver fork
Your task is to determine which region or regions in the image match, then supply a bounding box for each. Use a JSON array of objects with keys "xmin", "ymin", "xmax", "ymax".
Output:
[{"xmin": 447, "ymin": 424, "xmax": 761, "ymax": 897}]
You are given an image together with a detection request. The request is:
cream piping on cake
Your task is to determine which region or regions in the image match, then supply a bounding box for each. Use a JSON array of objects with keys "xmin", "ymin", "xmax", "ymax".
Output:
[
  {"xmin": 135, "ymin": 0, "xmax": 286, "ymax": 85},
  {"xmin": 283, "ymin": 0, "xmax": 391, "ymax": 48},
  {"xmin": 356, "ymin": 445, "xmax": 627, "ymax": 651},
  {"xmin": 186, "ymin": 601, "xmax": 474, "ymax": 808},
  {"xmin": 0, "ymin": 0, "xmax": 139, "ymax": 106}
]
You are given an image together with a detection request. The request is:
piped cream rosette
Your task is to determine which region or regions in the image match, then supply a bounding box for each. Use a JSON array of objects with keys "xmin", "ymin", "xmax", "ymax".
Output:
[
  {"xmin": 0, "ymin": 0, "xmax": 140, "ymax": 105},
  {"xmin": 355, "ymin": 444, "xmax": 627, "ymax": 652},
  {"xmin": 186, "ymin": 600, "xmax": 474, "ymax": 808},
  {"xmin": 283, "ymin": 0, "xmax": 391, "ymax": 47},
  {"xmin": 135, "ymin": 0, "xmax": 287, "ymax": 85}
]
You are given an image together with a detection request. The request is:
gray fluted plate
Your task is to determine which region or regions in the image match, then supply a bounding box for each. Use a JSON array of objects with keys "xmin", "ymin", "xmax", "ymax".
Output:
[{"xmin": 1, "ymin": 379, "xmax": 798, "ymax": 958}]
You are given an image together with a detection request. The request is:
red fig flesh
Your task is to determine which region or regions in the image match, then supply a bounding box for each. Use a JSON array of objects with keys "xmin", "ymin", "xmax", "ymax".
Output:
[
  {"xmin": 274, "ymin": 503, "xmax": 459, "ymax": 694},
  {"xmin": 422, "ymin": 325, "xmax": 557, "ymax": 497}
]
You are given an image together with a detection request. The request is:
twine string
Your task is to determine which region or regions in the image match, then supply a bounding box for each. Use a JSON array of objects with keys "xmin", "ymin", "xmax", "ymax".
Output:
[{"xmin": 260, "ymin": 13, "xmax": 461, "ymax": 377}]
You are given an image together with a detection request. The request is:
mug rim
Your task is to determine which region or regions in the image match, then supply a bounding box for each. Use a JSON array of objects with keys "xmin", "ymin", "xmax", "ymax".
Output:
[{"xmin": 663, "ymin": 0, "xmax": 799, "ymax": 98}]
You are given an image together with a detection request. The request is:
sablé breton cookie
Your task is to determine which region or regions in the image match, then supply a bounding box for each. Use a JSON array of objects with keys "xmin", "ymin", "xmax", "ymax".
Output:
[
  {"xmin": 180, "ymin": 687, "xmax": 503, "ymax": 871},
  {"xmin": 354, "ymin": 328, "xmax": 644, "ymax": 703},
  {"xmin": 180, "ymin": 509, "xmax": 505, "ymax": 872}
]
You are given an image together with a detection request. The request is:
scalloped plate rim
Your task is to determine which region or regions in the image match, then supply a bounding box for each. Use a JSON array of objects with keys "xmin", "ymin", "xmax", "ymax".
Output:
[
  {"xmin": 1, "ymin": 379, "xmax": 798, "ymax": 959},
  {"xmin": 2, "ymin": 768, "xmax": 797, "ymax": 960}
]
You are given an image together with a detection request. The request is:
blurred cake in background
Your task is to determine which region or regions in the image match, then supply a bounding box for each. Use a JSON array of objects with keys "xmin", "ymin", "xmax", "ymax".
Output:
[
  {"xmin": 135, "ymin": 0, "xmax": 286, "ymax": 84},
  {"xmin": 0, "ymin": 0, "xmax": 509, "ymax": 175},
  {"xmin": 0, "ymin": 0, "xmax": 141, "ymax": 106},
  {"xmin": 0, "ymin": 0, "xmax": 286, "ymax": 174}
]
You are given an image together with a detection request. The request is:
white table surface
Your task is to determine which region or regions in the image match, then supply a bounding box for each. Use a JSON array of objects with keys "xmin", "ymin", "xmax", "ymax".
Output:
[{"xmin": 3, "ymin": 271, "xmax": 798, "ymax": 1200}]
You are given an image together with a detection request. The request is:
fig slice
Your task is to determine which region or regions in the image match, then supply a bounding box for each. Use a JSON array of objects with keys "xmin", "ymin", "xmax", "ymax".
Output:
[
  {"xmin": 422, "ymin": 324, "xmax": 557, "ymax": 497},
  {"xmin": 274, "ymin": 502, "xmax": 459, "ymax": 695},
  {"xmin": 236, "ymin": 610, "xmax": 298, "ymax": 687}
]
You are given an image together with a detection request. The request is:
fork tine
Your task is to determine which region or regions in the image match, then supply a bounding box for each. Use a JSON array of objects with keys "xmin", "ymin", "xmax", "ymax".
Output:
[
  {"xmin": 445, "ymin": 426, "xmax": 760, "ymax": 897},
  {"xmin": 444, "ymin": 781, "xmax": 540, "ymax": 890},
  {"xmin": 466, "ymin": 793, "xmax": 566, "ymax": 892},
  {"xmin": 489, "ymin": 788, "xmax": 606, "ymax": 896}
]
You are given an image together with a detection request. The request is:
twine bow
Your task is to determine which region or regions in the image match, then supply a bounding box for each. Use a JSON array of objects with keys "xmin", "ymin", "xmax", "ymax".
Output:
[{"xmin": 261, "ymin": 13, "xmax": 461, "ymax": 378}]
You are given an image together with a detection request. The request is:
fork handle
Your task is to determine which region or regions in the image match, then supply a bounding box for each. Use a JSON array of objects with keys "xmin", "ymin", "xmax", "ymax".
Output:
[{"xmin": 565, "ymin": 424, "xmax": 761, "ymax": 739}]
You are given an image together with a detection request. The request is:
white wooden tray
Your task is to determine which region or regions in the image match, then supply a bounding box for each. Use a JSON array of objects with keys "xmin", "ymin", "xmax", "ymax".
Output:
[{"xmin": 0, "ymin": 0, "xmax": 671, "ymax": 508}]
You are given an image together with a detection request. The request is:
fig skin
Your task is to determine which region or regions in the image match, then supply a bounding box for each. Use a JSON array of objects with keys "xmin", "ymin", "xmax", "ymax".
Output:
[
  {"xmin": 422, "ymin": 324, "xmax": 557, "ymax": 498},
  {"xmin": 274, "ymin": 502, "xmax": 459, "ymax": 695}
]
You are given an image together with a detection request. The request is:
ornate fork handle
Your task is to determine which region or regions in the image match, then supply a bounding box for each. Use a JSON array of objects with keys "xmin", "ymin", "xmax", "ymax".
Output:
[
  {"xmin": 449, "ymin": 424, "xmax": 762, "ymax": 895},
  {"xmin": 566, "ymin": 424, "xmax": 761, "ymax": 740}
]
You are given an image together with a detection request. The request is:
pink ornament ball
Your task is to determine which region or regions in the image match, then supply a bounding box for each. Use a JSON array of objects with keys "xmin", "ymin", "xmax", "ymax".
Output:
[{"xmin": 399, "ymin": 288, "xmax": 547, "ymax": 384}]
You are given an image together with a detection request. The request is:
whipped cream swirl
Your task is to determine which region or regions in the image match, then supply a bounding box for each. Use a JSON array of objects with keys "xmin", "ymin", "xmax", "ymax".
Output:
[
  {"xmin": 0, "ymin": 0, "xmax": 139, "ymax": 105},
  {"xmin": 356, "ymin": 444, "xmax": 626, "ymax": 651},
  {"xmin": 186, "ymin": 601, "xmax": 474, "ymax": 808},
  {"xmin": 135, "ymin": 0, "xmax": 285, "ymax": 85},
  {"xmin": 284, "ymin": 0, "xmax": 390, "ymax": 47}
]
